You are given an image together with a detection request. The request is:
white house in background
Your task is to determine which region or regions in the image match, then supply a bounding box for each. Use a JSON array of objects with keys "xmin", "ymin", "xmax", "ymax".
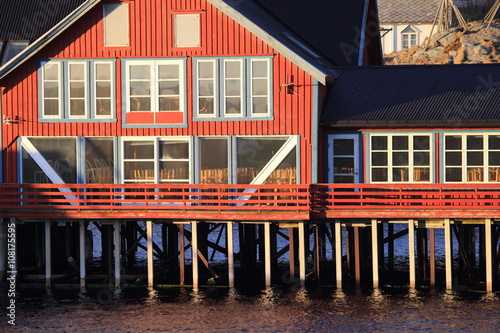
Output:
[{"xmin": 378, "ymin": 0, "xmax": 439, "ymax": 54}]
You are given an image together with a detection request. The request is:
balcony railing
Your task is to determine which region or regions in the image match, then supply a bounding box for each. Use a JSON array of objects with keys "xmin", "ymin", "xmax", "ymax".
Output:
[{"xmin": 2, "ymin": 183, "xmax": 500, "ymax": 220}]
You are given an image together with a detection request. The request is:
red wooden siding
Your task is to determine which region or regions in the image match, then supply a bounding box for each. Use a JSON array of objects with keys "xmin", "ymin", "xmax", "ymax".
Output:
[{"xmin": 1, "ymin": 0, "xmax": 316, "ymax": 184}]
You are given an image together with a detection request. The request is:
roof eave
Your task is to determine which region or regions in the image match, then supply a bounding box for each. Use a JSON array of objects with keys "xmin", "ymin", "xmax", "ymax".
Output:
[{"xmin": 0, "ymin": 0, "xmax": 101, "ymax": 80}]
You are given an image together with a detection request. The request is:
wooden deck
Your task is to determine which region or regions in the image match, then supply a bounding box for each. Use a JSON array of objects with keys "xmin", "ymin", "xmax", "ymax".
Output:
[{"xmin": 2, "ymin": 183, "xmax": 500, "ymax": 220}]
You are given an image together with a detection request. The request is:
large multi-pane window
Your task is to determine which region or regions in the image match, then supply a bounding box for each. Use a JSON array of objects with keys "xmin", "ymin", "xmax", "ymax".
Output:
[
  {"xmin": 123, "ymin": 138, "xmax": 191, "ymax": 184},
  {"xmin": 444, "ymin": 134, "xmax": 500, "ymax": 183},
  {"xmin": 370, "ymin": 134, "xmax": 431, "ymax": 183},
  {"xmin": 39, "ymin": 60, "xmax": 115, "ymax": 120},
  {"xmin": 123, "ymin": 59, "xmax": 186, "ymax": 126},
  {"xmin": 401, "ymin": 26, "xmax": 417, "ymax": 49},
  {"xmin": 194, "ymin": 57, "xmax": 272, "ymax": 119}
]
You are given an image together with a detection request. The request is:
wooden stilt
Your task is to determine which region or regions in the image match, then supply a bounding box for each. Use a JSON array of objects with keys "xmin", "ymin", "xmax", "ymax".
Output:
[
  {"xmin": 147, "ymin": 221, "xmax": 154, "ymax": 288},
  {"xmin": 0, "ymin": 220, "xmax": 6, "ymax": 281},
  {"xmin": 114, "ymin": 221, "xmax": 121, "ymax": 289},
  {"xmin": 79, "ymin": 221, "xmax": 86, "ymax": 289},
  {"xmin": 289, "ymin": 227, "xmax": 296, "ymax": 279},
  {"xmin": 191, "ymin": 221, "xmax": 199, "ymax": 288},
  {"xmin": 409, "ymin": 220, "xmax": 416, "ymax": 290},
  {"xmin": 45, "ymin": 220, "xmax": 51, "ymax": 290},
  {"xmin": 444, "ymin": 218, "xmax": 453, "ymax": 290},
  {"xmin": 417, "ymin": 227, "xmax": 428, "ymax": 282},
  {"xmin": 430, "ymin": 228, "xmax": 436, "ymax": 288},
  {"xmin": 264, "ymin": 222, "xmax": 271, "ymax": 287},
  {"xmin": 314, "ymin": 224, "xmax": 321, "ymax": 280},
  {"xmin": 371, "ymin": 219, "xmax": 379, "ymax": 289},
  {"xmin": 298, "ymin": 221, "xmax": 306, "ymax": 287},
  {"xmin": 227, "ymin": 222, "xmax": 234, "ymax": 288},
  {"xmin": 178, "ymin": 224, "xmax": 185, "ymax": 286},
  {"xmin": 354, "ymin": 226, "xmax": 361, "ymax": 288},
  {"xmin": 335, "ymin": 221, "xmax": 342, "ymax": 289},
  {"xmin": 388, "ymin": 223, "xmax": 394, "ymax": 271},
  {"xmin": 107, "ymin": 225, "xmax": 113, "ymax": 281},
  {"xmin": 485, "ymin": 218, "xmax": 493, "ymax": 293}
]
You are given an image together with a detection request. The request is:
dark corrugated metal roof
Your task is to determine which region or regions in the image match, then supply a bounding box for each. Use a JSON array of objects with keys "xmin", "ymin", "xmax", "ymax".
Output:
[
  {"xmin": 253, "ymin": 0, "xmax": 375, "ymax": 66},
  {"xmin": 321, "ymin": 64, "xmax": 500, "ymax": 128},
  {"xmin": 0, "ymin": 0, "xmax": 87, "ymax": 41}
]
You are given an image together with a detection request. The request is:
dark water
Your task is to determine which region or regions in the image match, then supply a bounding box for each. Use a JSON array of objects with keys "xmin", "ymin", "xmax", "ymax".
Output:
[{"xmin": 2, "ymin": 286, "xmax": 499, "ymax": 332}]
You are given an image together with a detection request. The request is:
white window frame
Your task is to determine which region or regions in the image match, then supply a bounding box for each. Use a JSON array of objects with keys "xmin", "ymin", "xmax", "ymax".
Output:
[
  {"xmin": 94, "ymin": 61, "xmax": 115, "ymax": 119},
  {"xmin": 123, "ymin": 59, "xmax": 186, "ymax": 121},
  {"xmin": 174, "ymin": 13, "xmax": 201, "ymax": 48},
  {"xmin": 39, "ymin": 59, "xmax": 116, "ymax": 121},
  {"xmin": 193, "ymin": 57, "xmax": 272, "ymax": 120},
  {"xmin": 369, "ymin": 133, "xmax": 433, "ymax": 183},
  {"xmin": 68, "ymin": 61, "xmax": 89, "ymax": 119},
  {"xmin": 121, "ymin": 137, "xmax": 192, "ymax": 184},
  {"xmin": 442, "ymin": 133, "xmax": 500, "ymax": 183},
  {"xmin": 103, "ymin": 3, "xmax": 129, "ymax": 47},
  {"xmin": 401, "ymin": 26, "xmax": 418, "ymax": 49}
]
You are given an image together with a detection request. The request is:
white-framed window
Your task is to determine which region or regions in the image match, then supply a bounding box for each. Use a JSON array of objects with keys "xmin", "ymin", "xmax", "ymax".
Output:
[
  {"xmin": 122, "ymin": 137, "xmax": 191, "ymax": 184},
  {"xmin": 370, "ymin": 134, "xmax": 432, "ymax": 183},
  {"xmin": 39, "ymin": 59, "xmax": 115, "ymax": 121},
  {"xmin": 194, "ymin": 57, "xmax": 272, "ymax": 120},
  {"xmin": 174, "ymin": 13, "xmax": 201, "ymax": 48},
  {"xmin": 2, "ymin": 40, "xmax": 29, "ymax": 65},
  {"xmin": 401, "ymin": 26, "xmax": 417, "ymax": 49},
  {"xmin": 444, "ymin": 133, "xmax": 500, "ymax": 183},
  {"xmin": 123, "ymin": 58, "xmax": 186, "ymax": 125},
  {"xmin": 103, "ymin": 3, "xmax": 129, "ymax": 47}
]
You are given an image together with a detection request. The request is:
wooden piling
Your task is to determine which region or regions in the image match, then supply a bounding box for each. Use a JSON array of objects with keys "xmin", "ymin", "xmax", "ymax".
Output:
[
  {"xmin": 408, "ymin": 220, "xmax": 416, "ymax": 290},
  {"xmin": 444, "ymin": 218, "xmax": 453, "ymax": 290},
  {"xmin": 114, "ymin": 221, "xmax": 121, "ymax": 289},
  {"xmin": 353, "ymin": 226, "xmax": 361, "ymax": 288},
  {"xmin": 191, "ymin": 221, "xmax": 199, "ymax": 288},
  {"xmin": 371, "ymin": 219, "xmax": 379, "ymax": 289},
  {"xmin": 45, "ymin": 220, "xmax": 51, "ymax": 290},
  {"xmin": 485, "ymin": 218, "xmax": 493, "ymax": 293},
  {"xmin": 178, "ymin": 223, "xmax": 185, "ymax": 286},
  {"xmin": 264, "ymin": 222, "xmax": 271, "ymax": 287},
  {"xmin": 79, "ymin": 221, "xmax": 86, "ymax": 289},
  {"xmin": 335, "ymin": 221, "xmax": 342, "ymax": 289},
  {"xmin": 147, "ymin": 221, "xmax": 154, "ymax": 288},
  {"xmin": 429, "ymin": 228, "xmax": 436, "ymax": 288},
  {"xmin": 298, "ymin": 222, "xmax": 306, "ymax": 287},
  {"xmin": 289, "ymin": 227, "xmax": 296, "ymax": 279},
  {"xmin": 314, "ymin": 224, "xmax": 321, "ymax": 281},
  {"xmin": 227, "ymin": 222, "xmax": 234, "ymax": 288},
  {"xmin": 0, "ymin": 220, "xmax": 6, "ymax": 281}
]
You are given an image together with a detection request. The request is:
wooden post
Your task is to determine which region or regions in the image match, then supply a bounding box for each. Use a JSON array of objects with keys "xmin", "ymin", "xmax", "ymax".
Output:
[
  {"xmin": 45, "ymin": 220, "xmax": 51, "ymax": 290},
  {"xmin": 79, "ymin": 221, "xmax": 86, "ymax": 289},
  {"xmin": 289, "ymin": 227, "xmax": 296, "ymax": 279},
  {"xmin": 227, "ymin": 222, "xmax": 234, "ymax": 288},
  {"xmin": 335, "ymin": 221, "xmax": 342, "ymax": 289},
  {"xmin": 354, "ymin": 226, "xmax": 361, "ymax": 288},
  {"xmin": 114, "ymin": 221, "xmax": 121, "ymax": 289},
  {"xmin": 178, "ymin": 224, "xmax": 185, "ymax": 286},
  {"xmin": 388, "ymin": 223, "xmax": 394, "ymax": 271},
  {"xmin": 298, "ymin": 221, "xmax": 306, "ymax": 287},
  {"xmin": 147, "ymin": 221, "xmax": 154, "ymax": 288},
  {"xmin": 264, "ymin": 222, "xmax": 272, "ymax": 287},
  {"xmin": 485, "ymin": 218, "xmax": 493, "ymax": 293},
  {"xmin": 314, "ymin": 224, "xmax": 321, "ymax": 280},
  {"xmin": 0, "ymin": 220, "xmax": 6, "ymax": 281},
  {"xmin": 409, "ymin": 220, "xmax": 416, "ymax": 290},
  {"xmin": 191, "ymin": 221, "xmax": 199, "ymax": 288},
  {"xmin": 429, "ymin": 228, "xmax": 436, "ymax": 288},
  {"xmin": 371, "ymin": 219, "xmax": 379, "ymax": 289},
  {"xmin": 444, "ymin": 218, "xmax": 453, "ymax": 290}
]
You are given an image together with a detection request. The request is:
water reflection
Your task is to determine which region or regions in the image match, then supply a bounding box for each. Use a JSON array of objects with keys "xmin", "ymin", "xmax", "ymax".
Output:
[
  {"xmin": 145, "ymin": 287, "xmax": 158, "ymax": 305},
  {"xmin": 190, "ymin": 287, "xmax": 206, "ymax": 304},
  {"xmin": 258, "ymin": 287, "xmax": 281, "ymax": 306}
]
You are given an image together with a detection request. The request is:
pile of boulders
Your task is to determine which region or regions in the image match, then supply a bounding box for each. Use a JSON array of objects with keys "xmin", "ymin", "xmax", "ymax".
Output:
[{"xmin": 384, "ymin": 19, "xmax": 500, "ymax": 65}]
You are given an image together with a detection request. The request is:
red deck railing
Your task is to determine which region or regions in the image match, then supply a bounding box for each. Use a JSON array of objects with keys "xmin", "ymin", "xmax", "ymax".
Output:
[{"xmin": 2, "ymin": 183, "xmax": 500, "ymax": 220}]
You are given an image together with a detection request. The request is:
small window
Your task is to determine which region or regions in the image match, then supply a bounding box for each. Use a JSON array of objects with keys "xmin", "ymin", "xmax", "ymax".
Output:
[
  {"xmin": 2, "ymin": 41, "xmax": 29, "ymax": 65},
  {"xmin": 401, "ymin": 26, "xmax": 417, "ymax": 49},
  {"xmin": 174, "ymin": 14, "xmax": 201, "ymax": 48},
  {"xmin": 103, "ymin": 3, "xmax": 129, "ymax": 47}
]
